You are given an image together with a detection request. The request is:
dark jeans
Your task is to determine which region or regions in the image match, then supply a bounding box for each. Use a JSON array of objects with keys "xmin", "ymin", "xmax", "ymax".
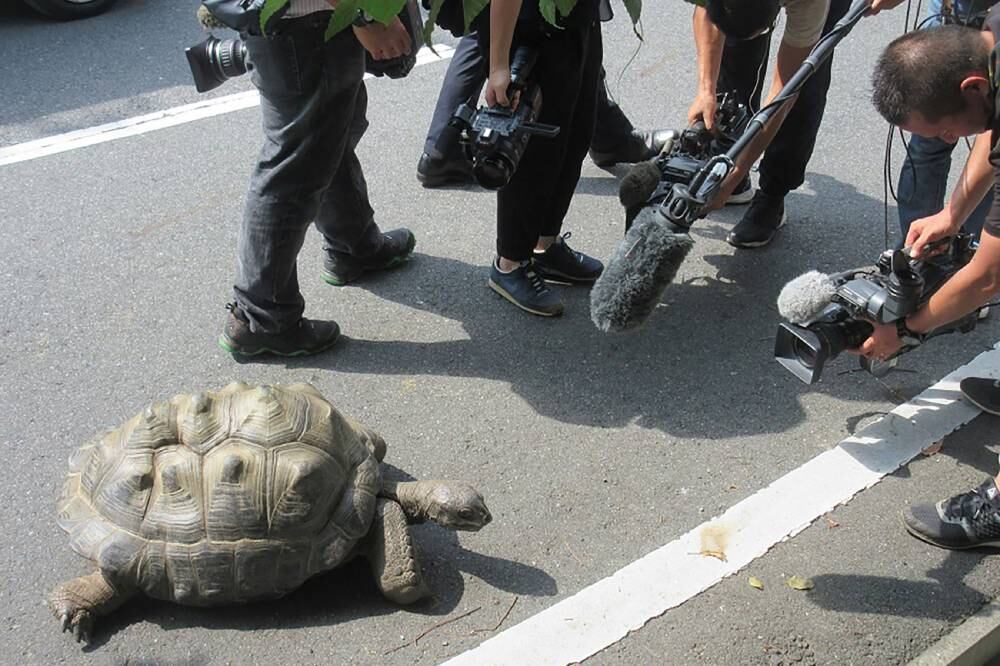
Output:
[
  {"xmin": 423, "ymin": 30, "xmax": 629, "ymax": 161},
  {"xmin": 718, "ymin": 0, "xmax": 850, "ymax": 198},
  {"xmin": 480, "ymin": 22, "xmax": 603, "ymax": 261},
  {"xmin": 234, "ymin": 15, "xmax": 384, "ymax": 333}
]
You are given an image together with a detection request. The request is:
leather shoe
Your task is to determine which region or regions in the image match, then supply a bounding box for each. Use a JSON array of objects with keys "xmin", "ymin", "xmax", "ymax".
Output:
[
  {"xmin": 417, "ymin": 152, "xmax": 474, "ymax": 188},
  {"xmin": 589, "ymin": 129, "xmax": 674, "ymax": 167}
]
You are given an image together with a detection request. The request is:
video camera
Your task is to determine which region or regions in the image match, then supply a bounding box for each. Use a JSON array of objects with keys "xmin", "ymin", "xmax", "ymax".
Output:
[
  {"xmin": 449, "ymin": 45, "xmax": 560, "ymax": 190},
  {"xmin": 185, "ymin": 0, "xmax": 422, "ymax": 93},
  {"xmin": 622, "ymin": 92, "xmax": 749, "ymax": 229},
  {"xmin": 774, "ymin": 234, "xmax": 982, "ymax": 384}
]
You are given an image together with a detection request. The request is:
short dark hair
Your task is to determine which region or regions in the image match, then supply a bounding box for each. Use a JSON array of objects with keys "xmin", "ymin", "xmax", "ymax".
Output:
[
  {"xmin": 705, "ymin": 0, "xmax": 780, "ymax": 40},
  {"xmin": 871, "ymin": 25, "xmax": 989, "ymax": 125}
]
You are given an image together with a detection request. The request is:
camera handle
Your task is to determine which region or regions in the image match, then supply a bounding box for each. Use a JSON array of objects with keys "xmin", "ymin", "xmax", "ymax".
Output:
[{"xmin": 661, "ymin": 0, "xmax": 872, "ymax": 229}]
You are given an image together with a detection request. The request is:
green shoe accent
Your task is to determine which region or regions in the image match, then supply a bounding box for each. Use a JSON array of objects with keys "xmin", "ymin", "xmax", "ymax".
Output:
[{"xmin": 321, "ymin": 271, "xmax": 348, "ymax": 287}]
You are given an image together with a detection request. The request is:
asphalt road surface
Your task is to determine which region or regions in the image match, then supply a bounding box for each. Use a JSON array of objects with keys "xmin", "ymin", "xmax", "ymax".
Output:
[{"xmin": 4, "ymin": 1, "xmax": 1000, "ymax": 664}]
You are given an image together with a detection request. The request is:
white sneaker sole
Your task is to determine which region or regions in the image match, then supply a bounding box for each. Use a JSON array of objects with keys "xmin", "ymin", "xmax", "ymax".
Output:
[
  {"xmin": 726, "ymin": 187, "xmax": 755, "ymax": 205},
  {"xmin": 488, "ymin": 279, "xmax": 564, "ymax": 317}
]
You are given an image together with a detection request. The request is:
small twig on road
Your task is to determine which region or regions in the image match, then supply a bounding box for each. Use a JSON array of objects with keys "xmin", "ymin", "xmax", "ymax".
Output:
[
  {"xmin": 383, "ymin": 607, "xmax": 482, "ymax": 655},
  {"xmin": 474, "ymin": 596, "xmax": 518, "ymax": 633},
  {"xmin": 564, "ymin": 540, "xmax": 585, "ymax": 566}
]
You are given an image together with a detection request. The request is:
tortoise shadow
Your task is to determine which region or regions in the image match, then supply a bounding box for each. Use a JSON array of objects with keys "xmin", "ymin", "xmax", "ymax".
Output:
[{"xmin": 83, "ymin": 465, "xmax": 555, "ymax": 650}]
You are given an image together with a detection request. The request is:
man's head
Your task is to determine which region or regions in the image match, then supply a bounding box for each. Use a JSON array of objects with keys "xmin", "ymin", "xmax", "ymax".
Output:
[
  {"xmin": 705, "ymin": 0, "xmax": 781, "ymax": 41},
  {"xmin": 871, "ymin": 26, "xmax": 994, "ymax": 142}
]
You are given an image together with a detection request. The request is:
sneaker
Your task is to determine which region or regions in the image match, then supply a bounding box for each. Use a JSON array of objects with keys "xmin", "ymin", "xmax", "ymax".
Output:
[
  {"xmin": 322, "ymin": 228, "xmax": 416, "ymax": 286},
  {"xmin": 416, "ymin": 152, "xmax": 474, "ymax": 188},
  {"xmin": 978, "ymin": 305, "xmax": 991, "ymax": 321},
  {"xmin": 532, "ymin": 232, "xmax": 604, "ymax": 284},
  {"xmin": 726, "ymin": 177, "xmax": 754, "ymax": 205},
  {"xmin": 727, "ymin": 191, "xmax": 787, "ymax": 248},
  {"xmin": 589, "ymin": 129, "xmax": 674, "ymax": 167},
  {"xmin": 903, "ymin": 478, "xmax": 1000, "ymax": 549},
  {"xmin": 218, "ymin": 303, "xmax": 340, "ymax": 357},
  {"xmin": 960, "ymin": 376, "xmax": 1000, "ymax": 415},
  {"xmin": 488, "ymin": 260, "xmax": 564, "ymax": 317}
]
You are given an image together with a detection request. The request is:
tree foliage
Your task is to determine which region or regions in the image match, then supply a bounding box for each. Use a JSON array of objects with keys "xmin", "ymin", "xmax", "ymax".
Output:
[{"xmin": 260, "ymin": 0, "xmax": 642, "ymax": 42}]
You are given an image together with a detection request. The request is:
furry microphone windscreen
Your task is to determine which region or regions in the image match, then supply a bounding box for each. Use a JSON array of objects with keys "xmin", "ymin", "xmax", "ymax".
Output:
[
  {"xmin": 776, "ymin": 270, "xmax": 837, "ymax": 324},
  {"xmin": 590, "ymin": 206, "xmax": 695, "ymax": 332},
  {"xmin": 618, "ymin": 161, "xmax": 663, "ymax": 208}
]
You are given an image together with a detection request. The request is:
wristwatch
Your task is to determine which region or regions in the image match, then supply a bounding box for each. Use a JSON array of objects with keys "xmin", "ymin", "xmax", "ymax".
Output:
[
  {"xmin": 896, "ymin": 318, "xmax": 926, "ymax": 347},
  {"xmin": 352, "ymin": 10, "xmax": 377, "ymax": 27}
]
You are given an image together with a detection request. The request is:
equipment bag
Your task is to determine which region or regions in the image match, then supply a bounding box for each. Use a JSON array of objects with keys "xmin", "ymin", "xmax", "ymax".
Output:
[{"xmin": 201, "ymin": 0, "xmax": 287, "ymax": 35}]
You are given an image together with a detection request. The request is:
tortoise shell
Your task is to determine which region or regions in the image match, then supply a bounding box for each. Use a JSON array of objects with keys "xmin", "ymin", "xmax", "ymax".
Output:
[{"xmin": 56, "ymin": 382, "xmax": 382, "ymax": 606}]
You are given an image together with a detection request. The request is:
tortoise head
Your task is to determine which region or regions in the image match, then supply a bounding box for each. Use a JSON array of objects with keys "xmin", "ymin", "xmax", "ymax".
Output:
[{"xmin": 422, "ymin": 482, "xmax": 492, "ymax": 532}]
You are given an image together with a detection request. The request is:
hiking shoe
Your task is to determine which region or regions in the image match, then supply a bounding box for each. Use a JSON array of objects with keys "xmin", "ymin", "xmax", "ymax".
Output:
[
  {"xmin": 488, "ymin": 260, "xmax": 564, "ymax": 317},
  {"xmin": 727, "ymin": 191, "xmax": 786, "ymax": 248},
  {"xmin": 726, "ymin": 177, "xmax": 754, "ymax": 205},
  {"xmin": 218, "ymin": 303, "xmax": 340, "ymax": 357},
  {"xmin": 532, "ymin": 232, "xmax": 604, "ymax": 284},
  {"xmin": 903, "ymin": 478, "xmax": 1000, "ymax": 549},
  {"xmin": 417, "ymin": 152, "xmax": 474, "ymax": 188},
  {"xmin": 589, "ymin": 129, "xmax": 673, "ymax": 167},
  {"xmin": 961, "ymin": 376, "xmax": 1000, "ymax": 415},
  {"xmin": 322, "ymin": 228, "xmax": 416, "ymax": 286}
]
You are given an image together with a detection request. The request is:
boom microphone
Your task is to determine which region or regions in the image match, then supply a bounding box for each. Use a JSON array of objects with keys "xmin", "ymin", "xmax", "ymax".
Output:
[
  {"xmin": 776, "ymin": 270, "xmax": 837, "ymax": 324},
  {"xmin": 590, "ymin": 206, "xmax": 695, "ymax": 332}
]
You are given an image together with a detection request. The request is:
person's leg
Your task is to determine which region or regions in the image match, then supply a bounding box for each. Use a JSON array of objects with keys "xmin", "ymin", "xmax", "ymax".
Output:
[
  {"xmin": 903, "ymin": 471, "xmax": 1000, "ymax": 550},
  {"xmin": 417, "ymin": 33, "xmax": 484, "ymax": 186},
  {"xmin": 897, "ymin": 134, "xmax": 955, "ymax": 238},
  {"xmin": 588, "ymin": 63, "xmax": 672, "ymax": 166},
  {"xmin": 727, "ymin": 0, "xmax": 850, "ymax": 249}
]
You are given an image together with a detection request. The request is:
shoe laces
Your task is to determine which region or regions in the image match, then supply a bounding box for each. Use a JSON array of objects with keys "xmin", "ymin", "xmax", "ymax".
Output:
[
  {"xmin": 556, "ymin": 232, "xmax": 585, "ymax": 263},
  {"xmin": 943, "ymin": 483, "xmax": 999, "ymax": 522},
  {"xmin": 523, "ymin": 264, "xmax": 550, "ymax": 295}
]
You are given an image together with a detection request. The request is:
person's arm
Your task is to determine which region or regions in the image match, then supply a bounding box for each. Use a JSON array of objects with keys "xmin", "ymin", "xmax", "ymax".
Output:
[
  {"xmin": 687, "ymin": 6, "xmax": 725, "ymax": 129},
  {"xmin": 485, "ymin": 0, "xmax": 523, "ymax": 107},
  {"xmin": 906, "ymin": 131, "xmax": 995, "ymax": 258},
  {"xmin": 867, "ymin": 0, "xmax": 908, "ymax": 15},
  {"xmin": 342, "ymin": 0, "xmax": 412, "ymax": 61}
]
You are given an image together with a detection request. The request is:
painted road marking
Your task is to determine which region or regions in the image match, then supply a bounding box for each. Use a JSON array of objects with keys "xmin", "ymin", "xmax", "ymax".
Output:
[
  {"xmin": 443, "ymin": 345, "xmax": 1000, "ymax": 666},
  {"xmin": 0, "ymin": 44, "xmax": 455, "ymax": 167}
]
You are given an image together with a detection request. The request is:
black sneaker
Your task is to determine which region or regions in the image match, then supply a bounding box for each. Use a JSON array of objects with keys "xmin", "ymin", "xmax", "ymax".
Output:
[
  {"xmin": 589, "ymin": 129, "xmax": 673, "ymax": 167},
  {"xmin": 322, "ymin": 228, "xmax": 416, "ymax": 286},
  {"xmin": 532, "ymin": 232, "xmax": 603, "ymax": 284},
  {"xmin": 726, "ymin": 177, "xmax": 754, "ymax": 205},
  {"xmin": 416, "ymin": 152, "xmax": 474, "ymax": 188},
  {"xmin": 961, "ymin": 377, "xmax": 1000, "ymax": 415},
  {"xmin": 903, "ymin": 478, "xmax": 1000, "ymax": 549},
  {"xmin": 218, "ymin": 303, "xmax": 340, "ymax": 357},
  {"xmin": 727, "ymin": 191, "xmax": 787, "ymax": 248},
  {"xmin": 488, "ymin": 260, "xmax": 564, "ymax": 317}
]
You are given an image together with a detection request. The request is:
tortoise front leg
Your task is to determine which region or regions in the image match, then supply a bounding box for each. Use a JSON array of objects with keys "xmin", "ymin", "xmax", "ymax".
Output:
[
  {"xmin": 48, "ymin": 571, "xmax": 134, "ymax": 644},
  {"xmin": 367, "ymin": 499, "xmax": 429, "ymax": 605}
]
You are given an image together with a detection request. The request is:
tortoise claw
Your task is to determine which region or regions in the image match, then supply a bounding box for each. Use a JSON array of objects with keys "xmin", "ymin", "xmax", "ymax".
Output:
[{"xmin": 59, "ymin": 611, "xmax": 71, "ymax": 633}]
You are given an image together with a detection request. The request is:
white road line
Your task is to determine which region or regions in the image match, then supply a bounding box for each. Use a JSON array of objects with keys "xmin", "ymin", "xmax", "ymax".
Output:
[
  {"xmin": 443, "ymin": 345, "xmax": 1000, "ymax": 666},
  {"xmin": 0, "ymin": 44, "xmax": 455, "ymax": 168}
]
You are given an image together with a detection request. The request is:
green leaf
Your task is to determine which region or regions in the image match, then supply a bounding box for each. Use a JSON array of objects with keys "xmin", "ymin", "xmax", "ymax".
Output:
[
  {"xmin": 623, "ymin": 0, "xmax": 643, "ymax": 39},
  {"xmin": 462, "ymin": 0, "xmax": 490, "ymax": 34},
  {"xmin": 748, "ymin": 576, "xmax": 765, "ymax": 590},
  {"xmin": 359, "ymin": 0, "xmax": 406, "ymax": 24},
  {"xmin": 786, "ymin": 576, "xmax": 814, "ymax": 591},
  {"xmin": 538, "ymin": 0, "xmax": 558, "ymax": 26},
  {"xmin": 260, "ymin": 0, "xmax": 290, "ymax": 35},
  {"xmin": 424, "ymin": 0, "xmax": 446, "ymax": 44},
  {"xmin": 325, "ymin": 0, "xmax": 360, "ymax": 41},
  {"xmin": 555, "ymin": 0, "xmax": 577, "ymax": 16}
]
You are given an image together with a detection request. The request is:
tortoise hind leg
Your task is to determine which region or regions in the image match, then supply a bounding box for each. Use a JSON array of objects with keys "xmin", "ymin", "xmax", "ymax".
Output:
[
  {"xmin": 48, "ymin": 571, "xmax": 134, "ymax": 644},
  {"xmin": 367, "ymin": 499, "xmax": 429, "ymax": 604}
]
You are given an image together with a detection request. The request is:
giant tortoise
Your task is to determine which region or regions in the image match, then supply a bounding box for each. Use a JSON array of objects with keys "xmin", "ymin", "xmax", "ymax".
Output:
[{"xmin": 49, "ymin": 382, "xmax": 491, "ymax": 643}]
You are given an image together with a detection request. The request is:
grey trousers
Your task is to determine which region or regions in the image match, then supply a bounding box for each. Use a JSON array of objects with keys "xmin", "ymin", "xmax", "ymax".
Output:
[{"xmin": 234, "ymin": 14, "xmax": 383, "ymax": 333}]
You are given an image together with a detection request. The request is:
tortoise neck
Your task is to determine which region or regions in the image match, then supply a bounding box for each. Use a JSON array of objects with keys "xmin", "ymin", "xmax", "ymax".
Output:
[{"xmin": 381, "ymin": 480, "xmax": 430, "ymax": 523}]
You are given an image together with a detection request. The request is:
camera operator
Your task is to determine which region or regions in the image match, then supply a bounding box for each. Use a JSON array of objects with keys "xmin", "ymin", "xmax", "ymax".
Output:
[
  {"xmin": 476, "ymin": 0, "xmax": 605, "ymax": 317},
  {"xmin": 687, "ymin": 0, "xmax": 852, "ymax": 247},
  {"xmin": 861, "ymin": 16, "xmax": 1000, "ymax": 549},
  {"xmin": 210, "ymin": 0, "xmax": 418, "ymax": 357}
]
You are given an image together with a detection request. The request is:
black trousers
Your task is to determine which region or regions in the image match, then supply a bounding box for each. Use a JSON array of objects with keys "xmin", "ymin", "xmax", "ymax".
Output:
[
  {"xmin": 424, "ymin": 30, "xmax": 628, "ymax": 161},
  {"xmin": 477, "ymin": 21, "xmax": 603, "ymax": 261},
  {"xmin": 718, "ymin": 0, "xmax": 850, "ymax": 197}
]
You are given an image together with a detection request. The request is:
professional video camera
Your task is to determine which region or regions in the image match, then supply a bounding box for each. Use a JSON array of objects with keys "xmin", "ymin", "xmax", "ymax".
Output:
[
  {"xmin": 185, "ymin": 0, "xmax": 422, "ymax": 93},
  {"xmin": 774, "ymin": 234, "xmax": 983, "ymax": 384},
  {"xmin": 620, "ymin": 92, "xmax": 749, "ymax": 229},
  {"xmin": 449, "ymin": 45, "xmax": 560, "ymax": 190}
]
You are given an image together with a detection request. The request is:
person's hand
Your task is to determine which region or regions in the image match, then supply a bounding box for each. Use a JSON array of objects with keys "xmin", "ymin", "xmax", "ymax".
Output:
[
  {"xmin": 353, "ymin": 17, "xmax": 411, "ymax": 61},
  {"xmin": 486, "ymin": 66, "xmax": 519, "ymax": 109},
  {"xmin": 905, "ymin": 210, "xmax": 960, "ymax": 259},
  {"xmin": 687, "ymin": 90, "xmax": 717, "ymax": 131},
  {"xmin": 867, "ymin": 0, "xmax": 908, "ymax": 15},
  {"xmin": 850, "ymin": 321, "xmax": 904, "ymax": 361}
]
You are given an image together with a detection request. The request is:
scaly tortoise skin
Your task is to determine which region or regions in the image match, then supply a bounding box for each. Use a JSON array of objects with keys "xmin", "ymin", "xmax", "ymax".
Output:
[{"xmin": 49, "ymin": 382, "xmax": 491, "ymax": 643}]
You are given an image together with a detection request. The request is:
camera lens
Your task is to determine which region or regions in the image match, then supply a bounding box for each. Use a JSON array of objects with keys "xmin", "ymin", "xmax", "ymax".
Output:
[
  {"xmin": 473, "ymin": 156, "xmax": 514, "ymax": 190},
  {"xmin": 792, "ymin": 338, "xmax": 818, "ymax": 369},
  {"xmin": 185, "ymin": 35, "xmax": 249, "ymax": 93}
]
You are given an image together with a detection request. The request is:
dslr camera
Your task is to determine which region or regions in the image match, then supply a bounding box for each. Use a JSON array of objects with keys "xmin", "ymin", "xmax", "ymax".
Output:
[
  {"xmin": 185, "ymin": 0, "xmax": 422, "ymax": 93},
  {"xmin": 624, "ymin": 92, "xmax": 750, "ymax": 229},
  {"xmin": 774, "ymin": 234, "xmax": 981, "ymax": 384},
  {"xmin": 449, "ymin": 45, "xmax": 560, "ymax": 190}
]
